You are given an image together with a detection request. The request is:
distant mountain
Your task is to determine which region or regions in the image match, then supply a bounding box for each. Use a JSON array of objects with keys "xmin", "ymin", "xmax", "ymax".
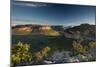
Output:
[
  {"xmin": 64, "ymin": 24, "xmax": 96, "ymax": 42},
  {"xmin": 64, "ymin": 24, "xmax": 95, "ymax": 33},
  {"xmin": 12, "ymin": 24, "xmax": 61, "ymax": 36},
  {"xmin": 12, "ymin": 24, "xmax": 96, "ymax": 38}
]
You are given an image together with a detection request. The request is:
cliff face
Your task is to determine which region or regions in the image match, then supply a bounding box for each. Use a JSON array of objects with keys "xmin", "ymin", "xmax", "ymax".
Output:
[
  {"xmin": 64, "ymin": 24, "xmax": 96, "ymax": 43},
  {"xmin": 12, "ymin": 26, "xmax": 32, "ymax": 34},
  {"xmin": 12, "ymin": 25, "xmax": 60, "ymax": 36}
]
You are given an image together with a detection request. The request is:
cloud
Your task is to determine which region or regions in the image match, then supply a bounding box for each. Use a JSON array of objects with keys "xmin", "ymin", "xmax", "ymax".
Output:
[
  {"xmin": 11, "ymin": 16, "xmax": 51, "ymax": 26},
  {"xmin": 12, "ymin": 1, "xmax": 48, "ymax": 7}
]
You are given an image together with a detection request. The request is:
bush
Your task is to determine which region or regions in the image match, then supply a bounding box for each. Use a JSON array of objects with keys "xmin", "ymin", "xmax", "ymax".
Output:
[
  {"xmin": 35, "ymin": 46, "xmax": 51, "ymax": 61},
  {"xmin": 88, "ymin": 41, "xmax": 96, "ymax": 49},
  {"xmin": 11, "ymin": 42, "xmax": 32, "ymax": 66},
  {"xmin": 72, "ymin": 41, "xmax": 86, "ymax": 54}
]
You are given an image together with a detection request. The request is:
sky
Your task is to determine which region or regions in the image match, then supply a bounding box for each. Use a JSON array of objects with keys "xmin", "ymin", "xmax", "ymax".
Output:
[{"xmin": 11, "ymin": 0, "xmax": 96, "ymax": 26}]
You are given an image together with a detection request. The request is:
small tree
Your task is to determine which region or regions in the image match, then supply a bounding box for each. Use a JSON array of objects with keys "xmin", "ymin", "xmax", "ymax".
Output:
[
  {"xmin": 35, "ymin": 51, "xmax": 43, "ymax": 61},
  {"xmin": 35, "ymin": 46, "xmax": 51, "ymax": 61},
  {"xmin": 72, "ymin": 41, "xmax": 86, "ymax": 54},
  {"xmin": 88, "ymin": 41, "xmax": 96, "ymax": 49},
  {"xmin": 11, "ymin": 42, "xmax": 32, "ymax": 66}
]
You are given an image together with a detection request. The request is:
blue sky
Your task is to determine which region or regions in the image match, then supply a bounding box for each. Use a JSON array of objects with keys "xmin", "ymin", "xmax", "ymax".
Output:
[{"xmin": 11, "ymin": 0, "xmax": 96, "ymax": 26}]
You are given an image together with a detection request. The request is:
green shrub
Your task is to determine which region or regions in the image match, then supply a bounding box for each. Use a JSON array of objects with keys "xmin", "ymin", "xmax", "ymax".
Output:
[
  {"xmin": 35, "ymin": 46, "xmax": 51, "ymax": 61},
  {"xmin": 11, "ymin": 42, "xmax": 32, "ymax": 66},
  {"xmin": 72, "ymin": 41, "xmax": 86, "ymax": 54},
  {"xmin": 88, "ymin": 41, "xmax": 96, "ymax": 49}
]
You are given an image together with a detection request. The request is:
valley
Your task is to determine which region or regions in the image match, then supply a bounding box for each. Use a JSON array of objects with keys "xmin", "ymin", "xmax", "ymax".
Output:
[{"xmin": 11, "ymin": 24, "xmax": 96, "ymax": 66}]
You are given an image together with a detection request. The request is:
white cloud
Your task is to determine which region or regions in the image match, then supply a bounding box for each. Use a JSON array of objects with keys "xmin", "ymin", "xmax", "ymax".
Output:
[{"xmin": 12, "ymin": 1, "xmax": 47, "ymax": 7}]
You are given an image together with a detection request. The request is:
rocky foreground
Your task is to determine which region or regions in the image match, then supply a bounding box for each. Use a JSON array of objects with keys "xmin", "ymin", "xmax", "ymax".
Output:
[{"xmin": 16, "ymin": 50, "xmax": 95, "ymax": 66}]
